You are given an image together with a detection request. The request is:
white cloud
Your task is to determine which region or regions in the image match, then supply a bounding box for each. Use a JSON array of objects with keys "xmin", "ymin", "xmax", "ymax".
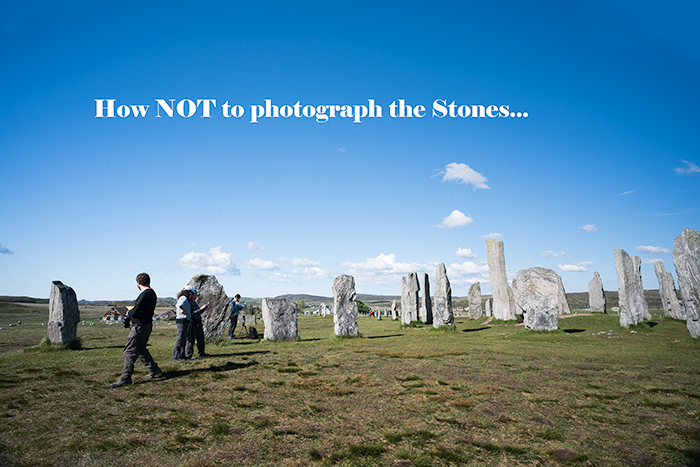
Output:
[
  {"xmin": 675, "ymin": 160, "xmax": 700, "ymax": 174},
  {"xmin": 337, "ymin": 147, "xmax": 346, "ymax": 153},
  {"xmin": 438, "ymin": 210, "xmax": 474, "ymax": 229},
  {"xmin": 558, "ymin": 261, "xmax": 594, "ymax": 272},
  {"xmin": 578, "ymin": 224, "xmax": 597, "ymax": 232},
  {"xmin": 247, "ymin": 242, "xmax": 266, "ymax": 251},
  {"xmin": 244, "ymin": 258, "xmax": 280, "ymax": 270},
  {"xmin": 289, "ymin": 257, "xmax": 320, "ymax": 267},
  {"xmin": 541, "ymin": 250, "xmax": 566, "ymax": 258},
  {"xmin": 456, "ymin": 247, "xmax": 477, "ymax": 259},
  {"xmin": 482, "ymin": 232, "xmax": 503, "ymax": 240},
  {"xmin": 635, "ymin": 245, "xmax": 671, "ymax": 255},
  {"xmin": 179, "ymin": 246, "xmax": 240, "ymax": 275},
  {"xmin": 268, "ymin": 272, "xmax": 295, "ymax": 284},
  {"xmin": 441, "ymin": 162, "xmax": 490, "ymax": 191},
  {"xmin": 616, "ymin": 190, "xmax": 637, "ymax": 197},
  {"xmin": 446, "ymin": 261, "xmax": 490, "ymax": 286},
  {"xmin": 291, "ymin": 267, "xmax": 330, "ymax": 281},
  {"xmin": 641, "ymin": 257, "xmax": 663, "ymax": 264},
  {"xmin": 0, "ymin": 243, "xmax": 13, "ymax": 255},
  {"xmin": 341, "ymin": 253, "xmax": 429, "ymax": 286}
]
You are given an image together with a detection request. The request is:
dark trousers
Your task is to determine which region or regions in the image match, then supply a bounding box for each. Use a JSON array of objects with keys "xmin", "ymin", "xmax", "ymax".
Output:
[
  {"xmin": 186, "ymin": 318, "xmax": 205, "ymax": 358},
  {"xmin": 228, "ymin": 314, "xmax": 239, "ymax": 338},
  {"xmin": 173, "ymin": 319, "xmax": 190, "ymax": 360},
  {"xmin": 121, "ymin": 322, "xmax": 159, "ymax": 380}
]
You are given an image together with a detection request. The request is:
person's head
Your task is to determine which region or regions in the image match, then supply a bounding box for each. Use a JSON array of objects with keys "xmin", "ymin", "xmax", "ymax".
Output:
[
  {"xmin": 178, "ymin": 285, "xmax": 197, "ymax": 300},
  {"xmin": 235, "ymin": 294, "xmax": 241, "ymax": 300},
  {"xmin": 136, "ymin": 273, "xmax": 151, "ymax": 287}
]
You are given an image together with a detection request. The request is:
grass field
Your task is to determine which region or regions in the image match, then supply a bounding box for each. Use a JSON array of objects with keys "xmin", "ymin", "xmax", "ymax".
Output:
[{"xmin": 0, "ymin": 301, "xmax": 699, "ymax": 467}]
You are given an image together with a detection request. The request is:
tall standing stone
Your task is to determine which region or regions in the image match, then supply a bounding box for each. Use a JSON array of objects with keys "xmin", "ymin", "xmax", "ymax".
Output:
[
  {"xmin": 588, "ymin": 271, "xmax": 607, "ymax": 312},
  {"xmin": 513, "ymin": 267, "xmax": 568, "ymax": 331},
  {"xmin": 419, "ymin": 273, "xmax": 433, "ymax": 324},
  {"xmin": 484, "ymin": 298, "xmax": 492, "ymax": 317},
  {"xmin": 47, "ymin": 281, "xmax": 80, "ymax": 343},
  {"xmin": 614, "ymin": 249, "xmax": 648, "ymax": 328},
  {"xmin": 319, "ymin": 303, "xmax": 330, "ymax": 317},
  {"xmin": 468, "ymin": 282, "xmax": 483, "ymax": 319},
  {"xmin": 654, "ymin": 261, "xmax": 685, "ymax": 321},
  {"xmin": 187, "ymin": 274, "xmax": 230, "ymax": 339},
  {"xmin": 485, "ymin": 239, "xmax": 518, "ymax": 321},
  {"xmin": 433, "ymin": 263, "xmax": 454, "ymax": 328},
  {"xmin": 262, "ymin": 298, "xmax": 298, "ymax": 341},
  {"xmin": 390, "ymin": 300, "xmax": 397, "ymax": 320},
  {"xmin": 333, "ymin": 275, "xmax": 359, "ymax": 337},
  {"xmin": 401, "ymin": 273, "xmax": 419, "ymax": 324},
  {"xmin": 632, "ymin": 255, "xmax": 652, "ymax": 320},
  {"xmin": 673, "ymin": 228, "xmax": 700, "ymax": 338}
]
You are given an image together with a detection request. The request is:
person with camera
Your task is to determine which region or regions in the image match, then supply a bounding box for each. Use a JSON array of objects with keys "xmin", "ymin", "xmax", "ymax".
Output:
[
  {"xmin": 110, "ymin": 273, "xmax": 162, "ymax": 387},
  {"xmin": 185, "ymin": 288, "xmax": 210, "ymax": 359},
  {"xmin": 172, "ymin": 286, "xmax": 196, "ymax": 362},
  {"xmin": 227, "ymin": 294, "xmax": 245, "ymax": 339}
]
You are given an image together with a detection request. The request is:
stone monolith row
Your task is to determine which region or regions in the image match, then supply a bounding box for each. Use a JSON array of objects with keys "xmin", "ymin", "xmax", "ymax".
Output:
[
  {"xmin": 333, "ymin": 275, "xmax": 358, "ymax": 337},
  {"xmin": 468, "ymin": 282, "xmax": 482, "ymax": 319},
  {"xmin": 654, "ymin": 261, "xmax": 685, "ymax": 321},
  {"xmin": 673, "ymin": 228, "xmax": 700, "ymax": 338},
  {"xmin": 262, "ymin": 298, "xmax": 298, "ymax": 341},
  {"xmin": 187, "ymin": 275, "xmax": 230, "ymax": 339},
  {"xmin": 419, "ymin": 273, "xmax": 433, "ymax": 324},
  {"xmin": 614, "ymin": 249, "xmax": 648, "ymax": 328},
  {"xmin": 433, "ymin": 263, "xmax": 454, "ymax": 328},
  {"xmin": 485, "ymin": 239, "xmax": 518, "ymax": 321},
  {"xmin": 588, "ymin": 271, "xmax": 606, "ymax": 312},
  {"xmin": 48, "ymin": 281, "xmax": 80, "ymax": 343},
  {"xmin": 513, "ymin": 267, "xmax": 567, "ymax": 331}
]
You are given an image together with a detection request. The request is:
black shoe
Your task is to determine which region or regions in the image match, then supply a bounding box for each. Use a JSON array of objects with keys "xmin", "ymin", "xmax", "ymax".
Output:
[
  {"xmin": 187, "ymin": 355, "xmax": 196, "ymax": 360},
  {"xmin": 199, "ymin": 353, "xmax": 210, "ymax": 358},
  {"xmin": 144, "ymin": 368, "xmax": 162, "ymax": 380},
  {"xmin": 110, "ymin": 377, "xmax": 132, "ymax": 388}
]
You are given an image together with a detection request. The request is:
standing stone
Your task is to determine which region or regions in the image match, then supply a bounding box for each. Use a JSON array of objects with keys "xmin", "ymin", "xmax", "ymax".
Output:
[
  {"xmin": 262, "ymin": 298, "xmax": 298, "ymax": 341},
  {"xmin": 187, "ymin": 275, "xmax": 230, "ymax": 339},
  {"xmin": 654, "ymin": 261, "xmax": 686, "ymax": 321},
  {"xmin": 390, "ymin": 300, "xmax": 397, "ymax": 320},
  {"xmin": 419, "ymin": 273, "xmax": 433, "ymax": 324},
  {"xmin": 47, "ymin": 281, "xmax": 80, "ymax": 343},
  {"xmin": 319, "ymin": 303, "xmax": 330, "ymax": 317},
  {"xmin": 468, "ymin": 282, "xmax": 483, "ymax": 319},
  {"xmin": 673, "ymin": 228, "xmax": 700, "ymax": 338},
  {"xmin": 484, "ymin": 298, "xmax": 492, "ymax": 317},
  {"xmin": 433, "ymin": 263, "xmax": 454, "ymax": 328},
  {"xmin": 333, "ymin": 275, "xmax": 359, "ymax": 337},
  {"xmin": 614, "ymin": 249, "xmax": 648, "ymax": 328},
  {"xmin": 401, "ymin": 273, "xmax": 419, "ymax": 324},
  {"xmin": 632, "ymin": 255, "xmax": 652, "ymax": 320},
  {"xmin": 513, "ymin": 267, "xmax": 568, "ymax": 331},
  {"xmin": 588, "ymin": 271, "xmax": 607, "ymax": 312},
  {"xmin": 485, "ymin": 239, "xmax": 518, "ymax": 321}
]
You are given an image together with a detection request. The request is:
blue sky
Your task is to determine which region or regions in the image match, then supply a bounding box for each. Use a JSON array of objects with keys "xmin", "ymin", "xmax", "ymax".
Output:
[{"xmin": 1, "ymin": 1, "xmax": 698, "ymax": 300}]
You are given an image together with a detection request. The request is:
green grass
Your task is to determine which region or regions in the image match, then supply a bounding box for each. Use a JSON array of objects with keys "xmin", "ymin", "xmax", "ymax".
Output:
[{"xmin": 0, "ymin": 304, "xmax": 699, "ymax": 466}]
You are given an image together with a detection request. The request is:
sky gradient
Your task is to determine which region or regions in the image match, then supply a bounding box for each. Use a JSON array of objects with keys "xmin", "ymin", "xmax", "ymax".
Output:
[{"xmin": 1, "ymin": 1, "xmax": 699, "ymax": 300}]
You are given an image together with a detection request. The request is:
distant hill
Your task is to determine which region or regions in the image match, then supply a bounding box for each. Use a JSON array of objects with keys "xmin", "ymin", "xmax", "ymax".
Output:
[{"xmin": 0, "ymin": 296, "xmax": 49, "ymax": 304}]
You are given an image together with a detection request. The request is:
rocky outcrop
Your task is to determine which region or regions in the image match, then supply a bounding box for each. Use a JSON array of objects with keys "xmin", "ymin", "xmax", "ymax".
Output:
[
  {"xmin": 673, "ymin": 228, "xmax": 700, "ymax": 338},
  {"xmin": 614, "ymin": 249, "xmax": 648, "ymax": 328},
  {"xmin": 332, "ymin": 275, "xmax": 358, "ymax": 337},
  {"xmin": 513, "ymin": 267, "xmax": 567, "ymax": 331},
  {"xmin": 485, "ymin": 239, "xmax": 518, "ymax": 321},
  {"xmin": 654, "ymin": 261, "xmax": 685, "ymax": 321},
  {"xmin": 187, "ymin": 275, "xmax": 230, "ymax": 339},
  {"xmin": 588, "ymin": 271, "xmax": 606, "ymax": 312},
  {"xmin": 262, "ymin": 298, "xmax": 298, "ymax": 341},
  {"xmin": 433, "ymin": 263, "xmax": 454, "ymax": 328},
  {"xmin": 419, "ymin": 273, "xmax": 433, "ymax": 324},
  {"xmin": 47, "ymin": 281, "xmax": 80, "ymax": 343},
  {"xmin": 468, "ymin": 282, "xmax": 483, "ymax": 319}
]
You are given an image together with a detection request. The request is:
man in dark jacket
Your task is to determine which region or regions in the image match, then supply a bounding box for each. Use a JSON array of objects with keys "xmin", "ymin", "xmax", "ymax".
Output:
[{"xmin": 110, "ymin": 273, "xmax": 162, "ymax": 387}]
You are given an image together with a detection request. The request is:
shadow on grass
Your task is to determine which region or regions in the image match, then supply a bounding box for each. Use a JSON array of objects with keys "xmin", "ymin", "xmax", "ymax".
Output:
[
  {"xmin": 461, "ymin": 327, "xmax": 490, "ymax": 333},
  {"xmin": 648, "ymin": 322, "xmax": 659, "ymax": 328},
  {"xmin": 207, "ymin": 350, "xmax": 271, "ymax": 358},
  {"xmin": 162, "ymin": 360, "xmax": 259, "ymax": 380},
  {"xmin": 366, "ymin": 334, "xmax": 402, "ymax": 340},
  {"xmin": 563, "ymin": 329, "xmax": 585, "ymax": 334}
]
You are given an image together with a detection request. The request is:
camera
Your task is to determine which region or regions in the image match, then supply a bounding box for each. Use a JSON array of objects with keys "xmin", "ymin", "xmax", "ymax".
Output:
[{"xmin": 123, "ymin": 316, "xmax": 131, "ymax": 328}]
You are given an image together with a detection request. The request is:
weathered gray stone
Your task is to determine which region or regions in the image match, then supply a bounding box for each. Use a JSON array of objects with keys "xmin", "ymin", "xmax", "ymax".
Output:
[
  {"xmin": 419, "ymin": 273, "xmax": 433, "ymax": 324},
  {"xmin": 513, "ymin": 267, "xmax": 567, "ymax": 331},
  {"xmin": 485, "ymin": 239, "xmax": 518, "ymax": 321},
  {"xmin": 262, "ymin": 298, "xmax": 298, "ymax": 341},
  {"xmin": 332, "ymin": 275, "xmax": 358, "ymax": 337},
  {"xmin": 319, "ymin": 303, "xmax": 330, "ymax": 317},
  {"xmin": 187, "ymin": 275, "xmax": 230, "ymax": 339},
  {"xmin": 614, "ymin": 249, "xmax": 648, "ymax": 328},
  {"xmin": 484, "ymin": 298, "xmax": 492, "ymax": 317},
  {"xmin": 673, "ymin": 228, "xmax": 700, "ymax": 338},
  {"xmin": 468, "ymin": 282, "xmax": 483, "ymax": 319},
  {"xmin": 47, "ymin": 281, "xmax": 80, "ymax": 343},
  {"xmin": 632, "ymin": 255, "xmax": 652, "ymax": 320},
  {"xmin": 391, "ymin": 300, "xmax": 397, "ymax": 320},
  {"xmin": 588, "ymin": 271, "xmax": 607, "ymax": 312},
  {"xmin": 654, "ymin": 261, "xmax": 685, "ymax": 321},
  {"xmin": 433, "ymin": 263, "xmax": 454, "ymax": 328},
  {"xmin": 401, "ymin": 273, "xmax": 419, "ymax": 324}
]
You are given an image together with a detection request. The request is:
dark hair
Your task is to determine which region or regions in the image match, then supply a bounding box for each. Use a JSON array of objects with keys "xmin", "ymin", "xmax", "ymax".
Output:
[
  {"xmin": 177, "ymin": 289, "xmax": 196, "ymax": 300},
  {"xmin": 235, "ymin": 294, "xmax": 241, "ymax": 299},
  {"xmin": 136, "ymin": 273, "xmax": 150, "ymax": 286}
]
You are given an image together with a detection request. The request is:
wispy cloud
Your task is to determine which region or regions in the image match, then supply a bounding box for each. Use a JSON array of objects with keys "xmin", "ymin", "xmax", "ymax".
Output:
[
  {"xmin": 482, "ymin": 232, "xmax": 503, "ymax": 240},
  {"xmin": 247, "ymin": 242, "xmax": 266, "ymax": 251},
  {"xmin": 456, "ymin": 247, "xmax": 477, "ymax": 259},
  {"xmin": 641, "ymin": 257, "xmax": 663, "ymax": 264},
  {"xmin": 440, "ymin": 162, "xmax": 490, "ymax": 191},
  {"xmin": 337, "ymin": 147, "xmax": 346, "ymax": 153},
  {"xmin": 244, "ymin": 258, "xmax": 280, "ymax": 270},
  {"xmin": 437, "ymin": 210, "xmax": 474, "ymax": 229},
  {"xmin": 559, "ymin": 261, "xmax": 594, "ymax": 272},
  {"xmin": 0, "ymin": 243, "xmax": 13, "ymax": 255},
  {"xmin": 577, "ymin": 224, "xmax": 597, "ymax": 232},
  {"xmin": 635, "ymin": 245, "xmax": 671, "ymax": 255},
  {"xmin": 341, "ymin": 253, "xmax": 429, "ymax": 286},
  {"xmin": 288, "ymin": 257, "xmax": 320, "ymax": 267},
  {"xmin": 446, "ymin": 261, "xmax": 490, "ymax": 286},
  {"xmin": 179, "ymin": 246, "xmax": 241, "ymax": 275},
  {"xmin": 541, "ymin": 250, "xmax": 566, "ymax": 258},
  {"xmin": 675, "ymin": 160, "xmax": 700, "ymax": 175},
  {"xmin": 616, "ymin": 190, "xmax": 637, "ymax": 197}
]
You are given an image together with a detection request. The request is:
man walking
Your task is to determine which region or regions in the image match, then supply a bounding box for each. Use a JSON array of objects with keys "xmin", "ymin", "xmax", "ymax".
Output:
[{"xmin": 110, "ymin": 273, "xmax": 162, "ymax": 387}]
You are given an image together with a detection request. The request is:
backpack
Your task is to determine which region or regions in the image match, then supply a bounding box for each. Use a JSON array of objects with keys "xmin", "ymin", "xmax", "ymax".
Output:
[{"xmin": 248, "ymin": 326, "xmax": 258, "ymax": 339}]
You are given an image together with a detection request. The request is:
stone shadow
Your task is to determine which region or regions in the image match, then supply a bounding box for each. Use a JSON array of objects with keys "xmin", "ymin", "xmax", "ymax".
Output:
[
  {"xmin": 159, "ymin": 360, "xmax": 260, "ymax": 381},
  {"xmin": 461, "ymin": 327, "xmax": 490, "ymax": 333},
  {"xmin": 366, "ymin": 334, "xmax": 402, "ymax": 340},
  {"xmin": 563, "ymin": 329, "xmax": 585, "ymax": 334}
]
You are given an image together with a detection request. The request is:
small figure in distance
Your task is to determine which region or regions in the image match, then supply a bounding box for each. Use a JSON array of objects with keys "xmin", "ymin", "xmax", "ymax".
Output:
[
  {"xmin": 110, "ymin": 273, "xmax": 162, "ymax": 387},
  {"xmin": 228, "ymin": 294, "xmax": 245, "ymax": 339},
  {"xmin": 172, "ymin": 286, "xmax": 195, "ymax": 362},
  {"xmin": 185, "ymin": 288, "xmax": 210, "ymax": 359}
]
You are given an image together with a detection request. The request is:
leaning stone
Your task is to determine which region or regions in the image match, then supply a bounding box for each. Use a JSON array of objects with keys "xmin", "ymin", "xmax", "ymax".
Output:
[
  {"xmin": 332, "ymin": 275, "xmax": 358, "ymax": 337},
  {"xmin": 419, "ymin": 273, "xmax": 433, "ymax": 324},
  {"xmin": 654, "ymin": 261, "xmax": 686, "ymax": 320},
  {"xmin": 513, "ymin": 267, "xmax": 566, "ymax": 331},
  {"xmin": 485, "ymin": 239, "xmax": 518, "ymax": 321},
  {"xmin": 468, "ymin": 282, "xmax": 483, "ymax": 319},
  {"xmin": 47, "ymin": 281, "xmax": 80, "ymax": 344},
  {"xmin": 433, "ymin": 263, "xmax": 454, "ymax": 328},
  {"xmin": 187, "ymin": 274, "xmax": 230, "ymax": 339},
  {"xmin": 614, "ymin": 249, "xmax": 648, "ymax": 328},
  {"xmin": 673, "ymin": 228, "xmax": 700, "ymax": 338},
  {"xmin": 588, "ymin": 271, "xmax": 607, "ymax": 312},
  {"xmin": 484, "ymin": 298, "xmax": 492, "ymax": 317},
  {"xmin": 262, "ymin": 298, "xmax": 298, "ymax": 341},
  {"xmin": 391, "ymin": 300, "xmax": 397, "ymax": 320}
]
